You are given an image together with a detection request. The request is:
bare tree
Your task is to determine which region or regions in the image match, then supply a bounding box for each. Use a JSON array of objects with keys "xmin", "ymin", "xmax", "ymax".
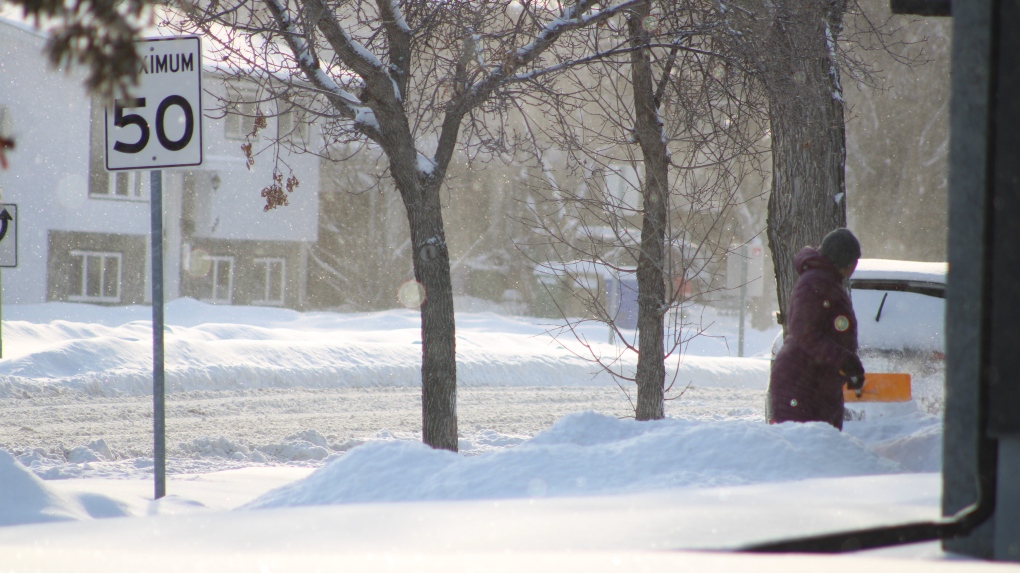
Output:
[
  {"xmin": 307, "ymin": 148, "xmax": 413, "ymax": 311},
  {"xmin": 722, "ymin": 0, "xmax": 923, "ymax": 329},
  {"xmin": 523, "ymin": 1, "xmax": 769, "ymax": 419},
  {"xmin": 309, "ymin": 151, "xmax": 535, "ymax": 312},
  {"xmin": 745, "ymin": 0, "xmax": 851, "ymax": 330},
  {"xmin": 169, "ymin": 0, "xmax": 644, "ymax": 450}
]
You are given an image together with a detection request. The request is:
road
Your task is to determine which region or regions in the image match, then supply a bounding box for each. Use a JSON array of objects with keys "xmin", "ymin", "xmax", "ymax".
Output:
[{"xmin": 0, "ymin": 386, "xmax": 765, "ymax": 468}]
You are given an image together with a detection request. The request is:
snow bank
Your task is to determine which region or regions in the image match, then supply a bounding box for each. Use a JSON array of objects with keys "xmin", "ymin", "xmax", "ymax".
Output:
[
  {"xmin": 246, "ymin": 412, "xmax": 902, "ymax": 509},
  {"xmin": 844, "ymin": 404, "xmax": 943, "ymax": 472},
  {"xmin": 0, "ymin": 449, "xmax": 89, "ymax": 525},
  {"xmin": 13, "ymin": 430, "xmax": 370, "ymax": 480},
  {"xmin": 0, "ymin": 299, "xmax": 772, "ymax": 398}
]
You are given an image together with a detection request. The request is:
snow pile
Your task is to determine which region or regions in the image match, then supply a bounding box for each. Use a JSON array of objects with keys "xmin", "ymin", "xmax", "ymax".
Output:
[
  {"xmin": 844, "ymin": 404, "xmax": 943, "ymax": 472},
  {"xmin": 0, "ymin": 299, "xmax": 774, "ymax": 398},
  {"xmin": 246, "ymin": 411, "xmax": 903, "ymax": 509},
  {"xmin": 12, "ymin": 431, "xmax": 376, "ymax": 479},
  {"xmin": 0, "ymin": 449, "xmax": 89, "ymax": 525},
  {"xmin": 179, "ymin": 431, "xmax": 333, "ymax": 463}
]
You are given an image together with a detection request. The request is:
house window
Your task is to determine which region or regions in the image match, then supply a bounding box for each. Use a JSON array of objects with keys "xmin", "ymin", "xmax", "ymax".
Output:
[
  {"xmin": 92, "ymin": 171, "xmax": 149, "ymax": 200},
  {"xmin": 277, "ymin": 110, "xmax": 309, "ymax": 144},
  {"xmin": 88, "ymin": 96, "xmax": 144, "ymax": 199},
  {"xmin": 204, "ymin": 256, "xmax": 235, "ymax": 304},
  {"xmin": 68, "ymin": 251, "xmax": 122, "ymax": 303},
  {"xmin": 225, "ymin": 96, "xmax": 259, "ymax": 140},
  {"xmin": 253, "ymin": 257, "xmax": 286, "ymax": 306}
]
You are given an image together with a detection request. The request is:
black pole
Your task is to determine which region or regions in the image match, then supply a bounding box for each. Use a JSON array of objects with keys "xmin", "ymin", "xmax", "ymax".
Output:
[{"xmin": 151, "ymin": 169, "xmax": 166, "ymax": 500}]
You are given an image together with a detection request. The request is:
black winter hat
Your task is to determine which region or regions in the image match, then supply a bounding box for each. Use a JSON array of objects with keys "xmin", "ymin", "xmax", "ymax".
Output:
[{"xmin": 820, "ymin": 228, "xmax": 861, "ymax": 269}]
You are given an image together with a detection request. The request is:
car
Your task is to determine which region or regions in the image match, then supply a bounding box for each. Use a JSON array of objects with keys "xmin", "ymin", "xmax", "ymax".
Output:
[{"xmin": 768, "ymin": 258, "xmax": 947, "ymax": 416}]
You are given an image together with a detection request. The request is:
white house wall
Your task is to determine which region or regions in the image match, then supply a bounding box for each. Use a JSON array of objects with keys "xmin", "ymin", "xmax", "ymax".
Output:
[
  {"xmin": 0, "ymin": 20, "xmax": 320, "ymax": 305},
  {"xmin": 196, "ymin": 78, "xmax": 318, "ymax": 244},
  {"xmin": 0, "ymin": 21, "xmax": 152, "ymax": 304}
]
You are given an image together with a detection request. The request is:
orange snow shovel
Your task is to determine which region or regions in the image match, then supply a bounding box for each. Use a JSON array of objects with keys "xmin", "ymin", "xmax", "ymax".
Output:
[{"xmin": 843, "ymin": 373, "xmax": 912, "ymax": 402}]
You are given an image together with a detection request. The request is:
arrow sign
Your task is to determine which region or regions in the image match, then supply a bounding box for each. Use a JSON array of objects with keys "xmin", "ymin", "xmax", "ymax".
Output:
[
  {"xmin": 0, "ymin": 209, "xmax": 12, "ymax": 243},
  {"xmin": 0, "ymin": 204, "xmax": 16, "ymax": 267}
]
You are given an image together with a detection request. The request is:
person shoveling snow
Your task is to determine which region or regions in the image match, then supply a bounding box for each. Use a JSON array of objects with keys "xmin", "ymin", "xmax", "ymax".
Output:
[{"xmin": 768, "ymin": 228, "xmax": 865, "ymax": 430}]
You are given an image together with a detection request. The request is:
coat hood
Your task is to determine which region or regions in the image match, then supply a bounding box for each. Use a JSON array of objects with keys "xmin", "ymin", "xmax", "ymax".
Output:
[{"xmin": 793, "ymin": 246, "xmax": 839, "ymax": 276}]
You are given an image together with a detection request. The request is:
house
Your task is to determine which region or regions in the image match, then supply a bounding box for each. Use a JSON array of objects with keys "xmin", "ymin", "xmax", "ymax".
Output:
[{"xmin": 0, "ymin": 19, "xmax": 320, "ymax": 309}]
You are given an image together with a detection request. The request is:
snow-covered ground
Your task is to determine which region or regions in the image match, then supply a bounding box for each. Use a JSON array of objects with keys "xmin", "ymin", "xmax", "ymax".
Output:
[
  {"xmin": 0, "ymin": 298, "xmax": 982, "ymax": 571},
  {"xmin": 0, "ymin": 298, "xmax": 780, "ymax": 477}
]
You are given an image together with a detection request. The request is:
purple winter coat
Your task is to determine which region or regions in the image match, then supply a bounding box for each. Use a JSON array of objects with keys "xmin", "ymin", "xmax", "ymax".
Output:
[{"xmin": 768, "ymin": 247, "xmax": 860, "ymax": 430}]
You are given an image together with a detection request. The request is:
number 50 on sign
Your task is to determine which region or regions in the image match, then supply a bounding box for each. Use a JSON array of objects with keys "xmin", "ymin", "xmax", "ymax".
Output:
[{"xmin": 105, "ymin": 36, "xmax": 203, "ymax": 171}]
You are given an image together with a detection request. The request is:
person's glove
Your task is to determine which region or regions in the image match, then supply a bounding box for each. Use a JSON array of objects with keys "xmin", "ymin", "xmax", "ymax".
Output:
[{"xmin": 841, "ymin": 354, "xmax": 865, "ymax": 391}]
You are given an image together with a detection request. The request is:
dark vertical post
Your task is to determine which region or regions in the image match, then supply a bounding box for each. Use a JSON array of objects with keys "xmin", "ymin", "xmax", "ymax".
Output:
[
  {"xmin": 151, "ymin": 170, "xmax": 166, "ymax": 500},
  {"xmin": 943, "ymin": 0, "xmax": 1020, "ymax": 558},
  {"xmin": 987, "ymin": 0, "xmax": 1020, "ymax": 559},
  {"xmin": 942, "ymin": 0, "xmax": 993, "ymax": 556}
]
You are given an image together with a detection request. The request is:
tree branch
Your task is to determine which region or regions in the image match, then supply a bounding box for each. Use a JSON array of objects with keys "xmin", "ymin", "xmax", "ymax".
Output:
[
  {"xmin": 377, "ymin": 0, "xmax": 412, "ymax": 100},
  {"xmin": 432, "ymin": 0, "xmax": 648, "ymax": 186},
  {"xmin": 301, "ymin": 0, "xmax": 397, "ymax": 103},
  {"xmin": 261, "ymin": 0, "xmax": 383, "ymax": 140}
]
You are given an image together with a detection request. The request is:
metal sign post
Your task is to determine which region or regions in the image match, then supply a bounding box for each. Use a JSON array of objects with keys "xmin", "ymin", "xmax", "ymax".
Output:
[
  {"xmin": 150, "ymin": 171, "xmax": 166, "ymax": 499},
  {"xmin": 105, "ymin": 36, "xmax": 202, "ymax": 500}
]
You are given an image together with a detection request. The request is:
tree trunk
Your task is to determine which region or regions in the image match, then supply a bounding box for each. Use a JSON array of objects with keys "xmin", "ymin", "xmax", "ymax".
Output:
[
  {"xmin": 765, "ymin": 0, "xmax": 848, "ymax": 334},
  {"xmin": 629, "ymin": 7, "xmax": 668, "ymax": 421},
  {"xmin": 403, "ymin": 183, "xmax": 459, "ymax": 452}
]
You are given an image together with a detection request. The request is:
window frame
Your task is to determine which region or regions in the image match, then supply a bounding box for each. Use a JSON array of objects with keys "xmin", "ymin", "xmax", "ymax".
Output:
[
  {"xmin": 224, "ymin": 92, "xmax": 259, "ymax": 141},
  {"xmin": 203, "ymin": 255, "xmax": 235, "ymax": 304},
  {"xmin": 277, "ymin": 109, "xmax": 310, "ymax": 144},
  {"xmin": 67, "ymin": 250, "xmax": 123, "ymax": 303},
  {"xmin": 252, "ymin": 257, "xmax": 286, "ymax": 306},
  {"xmin": 0, "ymin": 104, "xmax": 12, "ymax": 137},
  {"xmin": 89, "ymin": 170, "xmax": 150, "ymax": 201}
]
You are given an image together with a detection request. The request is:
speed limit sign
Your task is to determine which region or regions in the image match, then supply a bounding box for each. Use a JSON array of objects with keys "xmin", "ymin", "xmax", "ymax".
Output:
[{"xmin": 105, "ymin": 36, "xmax": 203, "ymax": 170}]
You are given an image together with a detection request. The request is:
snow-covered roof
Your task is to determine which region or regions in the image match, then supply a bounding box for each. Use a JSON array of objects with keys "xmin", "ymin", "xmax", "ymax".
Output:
[
  {"xmin": 851, "ymin": 259, "xmax": 947, "ymax": 285},
  {"xmin": 0, "ymin": 15, "xmax": 47, "ymax": 40}
]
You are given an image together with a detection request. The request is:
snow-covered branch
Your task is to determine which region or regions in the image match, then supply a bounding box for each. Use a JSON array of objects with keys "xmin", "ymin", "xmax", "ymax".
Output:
[
  {"xmin": 299, "ymin": 0, "xmax": 402, "ymax": 104},
  {"xmin": 500, "ymin": 0, "xmax": 646, "ymax": 82},
  {"xmin": 377, "ymin": 0, "xmax": 412, "ymax": 101},
  {"xmin": 262, "ymin": 0, "xmax": 384, "ymax": 139},
  {"xmin": 261, "ymin": 0, "xmax": 362, "ymax": 111}
]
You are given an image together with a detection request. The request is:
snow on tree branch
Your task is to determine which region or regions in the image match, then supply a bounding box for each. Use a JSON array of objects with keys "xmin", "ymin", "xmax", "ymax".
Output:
[
  {"xmin": 463, "ymin": 0, "xmax": 645, "ymax": 108},
  {"xmin": 261, "ymin": 0, "xmax": 362, "ymax": 110},
  {"xmin": 261, "ymin": 0, "xmax": 384, "ymax": 138},
  {"xmin": 376, "ymin": 0, "xmax": 412, "ymax": 101},
  {"xmin": 387, "ymin": 0, "xmax": 411, "ymax": 33},
  {"xmin": 302, "ymin": 0, "xmax": 394, "ymax": 96}
]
